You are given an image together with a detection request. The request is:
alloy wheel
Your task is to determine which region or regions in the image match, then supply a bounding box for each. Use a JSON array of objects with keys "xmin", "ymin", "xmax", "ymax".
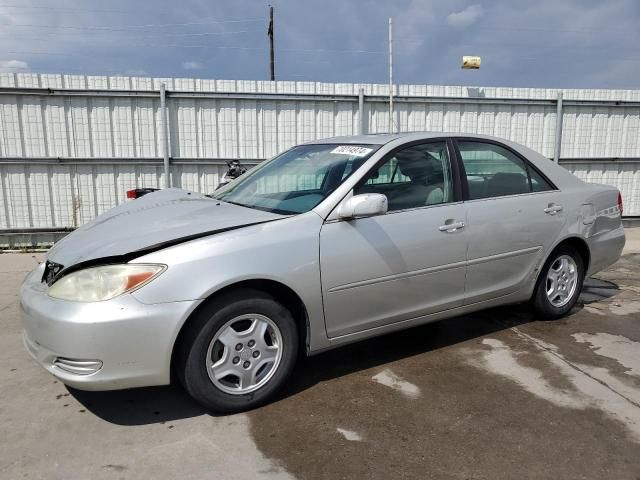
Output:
[
  {"xmin": 546, "ymin": 254, "xmax": 578, "ymax": 308},
  {"xmin": 206, "ymin": 314, "xmax": 283, "ymax": 395}
]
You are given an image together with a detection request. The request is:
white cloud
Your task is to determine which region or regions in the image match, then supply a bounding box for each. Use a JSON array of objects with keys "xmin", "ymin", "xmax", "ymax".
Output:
[
  {"xmin": 0, "ymin": 59, "xmax": 29, "ymax": 72},
  {"xmin": 446, "ymin": 4, "xmax": 484, "ymax": 27},
  {"xmin": 182, "ymin": 61, "xmax": 202, "ymax": 70}
]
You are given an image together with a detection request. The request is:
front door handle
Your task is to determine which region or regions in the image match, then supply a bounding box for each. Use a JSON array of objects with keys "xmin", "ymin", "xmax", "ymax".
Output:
[
  {"xmin": 544, "ymin": 204, "xmax": 563, "ymax": 215},
  {"xmin": 439, "ymin": 220, "xmax": 465, "ymax": 233}
]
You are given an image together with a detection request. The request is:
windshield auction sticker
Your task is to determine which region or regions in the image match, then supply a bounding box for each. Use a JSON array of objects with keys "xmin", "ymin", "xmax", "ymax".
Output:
[{"xmin": 330, "ymin": 145, "xmax": 373, "ymax": 157}]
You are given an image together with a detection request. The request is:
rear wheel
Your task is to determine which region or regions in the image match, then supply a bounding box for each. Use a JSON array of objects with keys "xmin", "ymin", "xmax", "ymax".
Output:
[
  {"xmin": 532, "ymin": 245, "xmax": 585, "ymax": 319},
  {"xmin": 176, "ymin": 289, "xmax": 298, "ymax": 413}
]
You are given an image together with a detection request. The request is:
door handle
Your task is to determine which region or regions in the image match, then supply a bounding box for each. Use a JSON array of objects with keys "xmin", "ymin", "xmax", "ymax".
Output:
[
  {"xmin": 544, "ymin": 204, "xmax": 563, "ymax": 215},
  {"xmin": 439, "ymin": 220, "xmax": 465, "ymax": 233}
]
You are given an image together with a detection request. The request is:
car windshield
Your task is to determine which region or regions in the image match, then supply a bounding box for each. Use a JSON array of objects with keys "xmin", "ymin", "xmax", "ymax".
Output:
[{"xmin": 212, "ymin": 144, "xmax": 379, "ymax": 214}]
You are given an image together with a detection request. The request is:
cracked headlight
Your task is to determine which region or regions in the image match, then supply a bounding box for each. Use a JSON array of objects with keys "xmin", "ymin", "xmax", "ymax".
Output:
[{"xmin": 48, "ymin": 264, "xmax": 165, "ymax": 302}]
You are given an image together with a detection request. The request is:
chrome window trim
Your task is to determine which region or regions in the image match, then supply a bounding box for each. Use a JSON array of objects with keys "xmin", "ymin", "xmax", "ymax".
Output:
[{"xmin": 461, "ymin": 189, "xmax": 560, "ymax": 204}]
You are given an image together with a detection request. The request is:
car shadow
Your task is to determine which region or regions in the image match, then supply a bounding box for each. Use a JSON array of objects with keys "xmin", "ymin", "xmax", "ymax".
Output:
[
  {"xmin": 68, "ymin": 384, "xmax": 207, "ymax": 425},
  {"xmin": 69, "ymin": 278, "xmax": 620, "ymax": 425},
  {"xmin": 579, "ymin": 277, "xmax": 620, "ymax": 304},
  {"xmin": 277, "ymin": 304, "xmax": 533, "ymax": 403}
]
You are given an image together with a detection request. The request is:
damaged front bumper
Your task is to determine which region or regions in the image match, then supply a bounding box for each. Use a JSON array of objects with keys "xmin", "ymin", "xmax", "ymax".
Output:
[{"xmin": 20, "ymin": 263, "xmax": 200, "ymax": 391}]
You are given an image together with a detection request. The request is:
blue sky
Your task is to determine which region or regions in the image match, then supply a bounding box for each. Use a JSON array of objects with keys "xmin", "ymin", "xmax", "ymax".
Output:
[{"xmin": 1, "ymin": 0, "xmax": 639, "ymax": 89}]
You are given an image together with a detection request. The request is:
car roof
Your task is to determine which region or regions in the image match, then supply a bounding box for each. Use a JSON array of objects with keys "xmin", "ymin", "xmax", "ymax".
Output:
[{"xmin": 307, "ymin": 131, "xmax": 519, "ymax": 146}]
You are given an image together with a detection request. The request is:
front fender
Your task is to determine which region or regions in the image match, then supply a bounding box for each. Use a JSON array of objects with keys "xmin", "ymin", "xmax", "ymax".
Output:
[{"xmin": 130, "ymin": 211, "xmax": 330, "ymax": 352}]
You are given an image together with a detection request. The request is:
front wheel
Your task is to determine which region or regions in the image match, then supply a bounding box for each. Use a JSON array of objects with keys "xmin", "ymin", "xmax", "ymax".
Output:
[
  {"xmin": 532, "ymin": 246, "xmax": 585, "ymax": 319},
  {"xmin": 176, "ymin": 289, "xmax": 298, "ymax": 413}
]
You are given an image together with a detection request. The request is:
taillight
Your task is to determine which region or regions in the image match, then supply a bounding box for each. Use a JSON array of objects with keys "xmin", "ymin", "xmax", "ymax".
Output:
[{"xmin": 618, "ymin": 191, "xmax": 624, "ymax": 214}]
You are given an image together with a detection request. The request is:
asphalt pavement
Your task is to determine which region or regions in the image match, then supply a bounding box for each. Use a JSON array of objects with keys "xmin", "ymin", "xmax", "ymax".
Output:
[{"xmin": 1, "ymin": 230, "xmax": 639, "ymax": 479}]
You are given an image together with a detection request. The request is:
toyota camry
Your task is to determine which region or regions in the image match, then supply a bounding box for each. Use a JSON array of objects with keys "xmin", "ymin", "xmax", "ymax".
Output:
[{"xmin": 20, "ymin": 132, "xmax": 625, "ymax": 412}]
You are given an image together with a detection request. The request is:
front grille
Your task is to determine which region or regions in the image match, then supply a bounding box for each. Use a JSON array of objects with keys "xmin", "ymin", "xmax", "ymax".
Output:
[{"xmin": 42, "ymin": 260, "xmax": 64, "ymax": 285}]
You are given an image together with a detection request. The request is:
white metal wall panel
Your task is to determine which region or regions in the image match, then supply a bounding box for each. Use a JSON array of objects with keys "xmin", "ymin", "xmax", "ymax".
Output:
[
  {"xmin": 0, "ymin": 97, "xmax": 22, "ymax": 156},
  {"xmin": 1, "ymin": 73, "xmax": 640, "ymax": 235},
  {"xmin": 28, "ymin": 165, "xmax": 53, "ymax": 228},
  {"xmin": 90, "ymin": 98, "xmax": 114, "ymax": 157},
  {"xmin": 199, "ymin": 100, "xmax": 219, "ymax": 158},
  {"xmin": 175, "ymin": 99, "xmax": 197, "ymax": 158},
  {"xmin": 115, "ymin": 165, "xmax": 137, "ymax": 202},
  {"xmin": 134, "ymin": 98, "xmax": 157, "ymax": 158},
  {"xmin": 68, "ymin": 98, "xmax": 91, "ymax": 157},
  {"xmin": 21, "ymin": 98, "xmax": 46, "ymax": 157},
  {"xmin": 316, "ymin": 102, "xmax": 334, "ymax": 139},
  {"xmin": 261, "ymin": 101, "xmax": 278, "ymax": 159},
  {"xmin": 218, "ymin": 100, "xmax": 238, "ymax": 158},
  {"xmin": 5, "ymin": 165, "xmax": 30, "ymax": 227},
  {"xmin": 44, "ymin": 98, "xmax": 68, "ymax": 157},
  {"xmin": 94, "ymin": 165, "xmax": 116, "ymax": 216},
  {"xmin": 50, "ymin": 165, "xmax": 74, "ymax": 227},
  {"xmin": 75, "ymin": 164, "xmax": 96, "ymax": 225},
  {"xmin": 238, "ymin": 100, "xmax": 258, "ymax": 159},
  {"xmin": 297, "ymin": 103, "xmax": 315, "ymax": 145},
  {"xmin": 112, "ymin": 99, "xmax": 135, "ymax": 157},
  {"xmin": 278, "ymin": 102, "xmax": 297, "ymax": 152}
]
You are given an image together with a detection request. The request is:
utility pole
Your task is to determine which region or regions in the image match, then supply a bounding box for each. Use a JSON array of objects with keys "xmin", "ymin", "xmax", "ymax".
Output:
[
  {"xmin": 388, "ymin": 17, "xmax": 394, "ymax": 133},
  {"xmin": 268, "ymin": 5, "xmax": 275, "ymax": 81}
]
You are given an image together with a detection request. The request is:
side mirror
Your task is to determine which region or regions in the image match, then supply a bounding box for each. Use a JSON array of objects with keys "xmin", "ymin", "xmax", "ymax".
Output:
[{"xmin": 337, "ymin": 193, "xmax": 388, "ymax": 220}]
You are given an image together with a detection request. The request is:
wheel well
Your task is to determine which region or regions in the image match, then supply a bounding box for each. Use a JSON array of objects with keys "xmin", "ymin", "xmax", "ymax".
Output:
[
  {"xmin": 170, "ymin": 279, "xmax": 310, "ymax": 382},
  {"xmin": 556, "ymin": 236, "xmax": 590, "ymax": 272}
]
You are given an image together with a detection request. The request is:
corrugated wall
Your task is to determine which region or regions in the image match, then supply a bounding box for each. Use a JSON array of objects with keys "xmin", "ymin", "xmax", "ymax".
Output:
[{"xmin": 1, "ymin": 73, "xmax": 639, "ymax": 244}]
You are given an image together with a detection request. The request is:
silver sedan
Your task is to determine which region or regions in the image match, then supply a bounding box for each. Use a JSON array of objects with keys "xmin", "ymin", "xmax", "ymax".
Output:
[{"xmin": 20, "ymin": 132, "xmax": 625, "ymax": 412}]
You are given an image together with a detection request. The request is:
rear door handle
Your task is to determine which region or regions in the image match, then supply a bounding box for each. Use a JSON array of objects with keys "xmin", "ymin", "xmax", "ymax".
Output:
[
  {"xmin": 544, "ymin": 204, "xmax": 563, "ymax": 215},
  {"xmin": 439, "ymin": 220, "xmax": 465, "ymax": 232}
]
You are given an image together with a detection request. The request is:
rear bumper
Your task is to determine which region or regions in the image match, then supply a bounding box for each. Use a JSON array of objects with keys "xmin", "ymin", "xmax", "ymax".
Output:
[
  {"xmin": 20, "ymin": 264, "xmax": 200, "ymax": 391},
  {"xmin": 586, "ymin": 225, "xmax": 626, "ymax": 276}
]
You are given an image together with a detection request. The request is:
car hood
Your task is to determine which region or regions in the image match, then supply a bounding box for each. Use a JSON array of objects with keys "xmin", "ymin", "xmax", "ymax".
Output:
[{"xmin": 47, "ymin": 188, "xmax": 286, "ymax": 268}]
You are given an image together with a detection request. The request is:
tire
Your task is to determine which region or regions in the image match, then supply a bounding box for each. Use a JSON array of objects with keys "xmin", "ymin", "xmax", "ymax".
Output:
[
  {"xmin": 532, "ymin": 245, "xmax": 585, "ymax": 319},
  {"xmin": 176, "ymin": 288, "xmax": 298, "ymax": 413}
]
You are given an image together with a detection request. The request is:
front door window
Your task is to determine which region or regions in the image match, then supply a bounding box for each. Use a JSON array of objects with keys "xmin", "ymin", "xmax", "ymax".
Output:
[{"xmin": 354, "ymin": 141, "xmax": 453, "ymax": 211}]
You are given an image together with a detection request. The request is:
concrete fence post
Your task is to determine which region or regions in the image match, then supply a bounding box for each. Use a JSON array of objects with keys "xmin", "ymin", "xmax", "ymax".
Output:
[
  {"xmin": 160, "ymin": 83, "xmax": 171, "ymax": 187},
  {"xmin": 553, "ymin": 91, "xmax": 564, "ymax": 163},
  {"xmin": 358, "ymin": 88, "xmax": 365, "ymax": 135}
]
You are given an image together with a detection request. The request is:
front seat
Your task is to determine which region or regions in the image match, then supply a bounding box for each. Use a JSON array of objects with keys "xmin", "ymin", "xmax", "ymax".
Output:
[{"xmin": 393, "ymin": 155, "xmax": 438, "ymax": 210}]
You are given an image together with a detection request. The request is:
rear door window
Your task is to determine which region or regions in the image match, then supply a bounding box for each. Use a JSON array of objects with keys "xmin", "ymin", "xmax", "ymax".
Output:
[{"xmin": 455, "ymin": 140, "xmax": 551, "ymax": 200}]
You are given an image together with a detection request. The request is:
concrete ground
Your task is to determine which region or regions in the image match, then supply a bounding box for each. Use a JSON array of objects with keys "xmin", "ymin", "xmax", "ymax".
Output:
[{"xmin": 1, "ymin": 230, "xmax": 640, "ymax": 480}]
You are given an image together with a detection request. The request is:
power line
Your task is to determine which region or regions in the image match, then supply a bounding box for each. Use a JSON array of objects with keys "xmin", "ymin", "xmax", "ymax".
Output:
[
  {"xmin": 2, "ymin": 30, "xmax": 263, "ymax": 39},
  {"xmin": 2, "ymin": 30, "xmax": 263, "ymax": 40},
  {"xmin": 392, "ymin": 20, "xmax": 636, "ymax": 36},
  {"xmin": 2, "ymin": 45, "xmax": 384, "ymax": 55},
  {"xmin": 454, "ymin": 42, "xmax": 640, "ymax": 53},
  {"xmin": 0, "ymin": 3, "xmax": 134, "ymax": 14},
  {"xmin": 280, "ymin": 47, "xmax": 382, "ymax": 54},
  {"xmin": 0, "ymin": 19, "xmax": 263, "ymax": 31}
]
